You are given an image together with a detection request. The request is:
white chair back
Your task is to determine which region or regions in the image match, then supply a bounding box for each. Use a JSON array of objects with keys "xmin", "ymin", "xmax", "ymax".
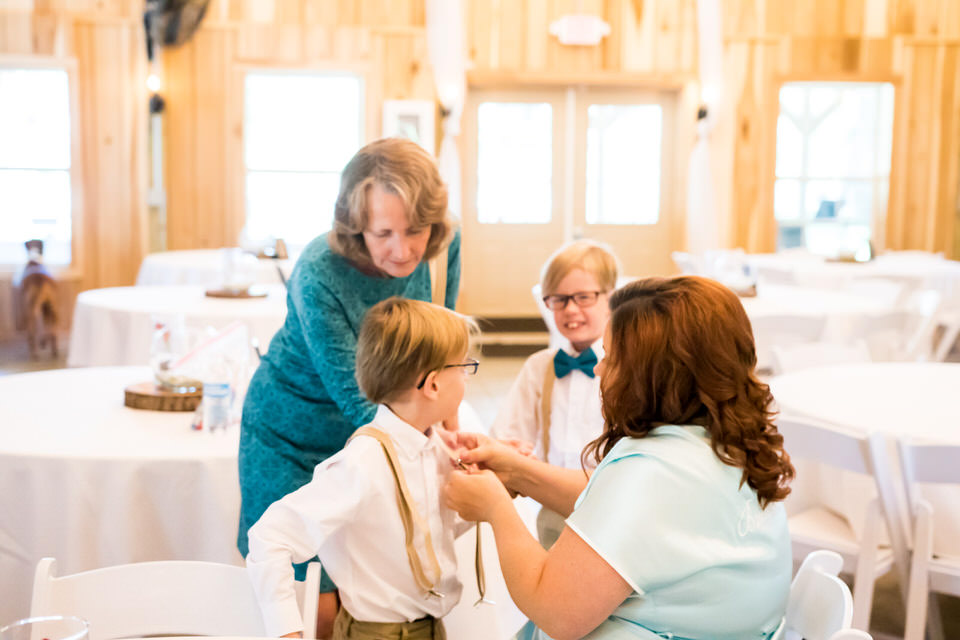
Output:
[
  {"xmin": 751, "ymin": 315, "xmax": 828, "ymax": 373},
  {"xmin": 30, "ymin": 557, "xmax": 321, "ymax": 640},
  {"xmin": 670, "ymin": 251, "xmax": 701, "ymax": 275},
  {"xmin": 853, "ymin": 290, "xmax": 941, "ymax": 361},
  {"xmin": 777, "ymin": 418, "xmax": 910, "ymax": 630},
  {"xmin": 781, "ymin": 550, "xmax": 853, "ymax": 640},
  {"xmin": 771, "ymin": 340, "xmax": 871, "ymax": 375},
  {"xmin": 896, "ymin": 440, "xmax": 960, "ymax": 640}
]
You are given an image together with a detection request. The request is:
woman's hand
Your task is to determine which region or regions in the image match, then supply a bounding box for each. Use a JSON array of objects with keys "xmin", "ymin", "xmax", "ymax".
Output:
[{"xmin": 444, "ymin": 469, "xmax": 514, "ymax": 523}]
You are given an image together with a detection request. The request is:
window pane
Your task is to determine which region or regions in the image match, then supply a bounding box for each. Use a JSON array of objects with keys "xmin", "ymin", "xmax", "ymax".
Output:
[
  {"xmin": 476, "ymin": 102, "xmax": 552, "ymax": 224},
  {"xmin": 244, "ymin": 73, "xmax": 362, "ymax": 172},
  {"xmin": 245, "ymin": 171, "xmax": 340, "ymax": 246},
  {"xmin": 585, "ymin": 104, "xmax": 661, "ymax": 225},
  {"xmin": 804, "ymin": 180, "xmax": 872, "ymax": 223},
  {"xmin": 774, "ymin": 179, "xmax": 802, "ymax": 221},
  {"xmin": 0, "ymin": 169, "xmax": 72, "ymax": 262},
  {"xmin": 775, "ymin": 114, "xmax": 802, "ymax": 177},
  {"xmin": 0, "ymin": 69, "xmax": 70, "ymax": 169},
  {"xmin": 808, "ymin": 87, "xmax": 883, "ymax": 178}
]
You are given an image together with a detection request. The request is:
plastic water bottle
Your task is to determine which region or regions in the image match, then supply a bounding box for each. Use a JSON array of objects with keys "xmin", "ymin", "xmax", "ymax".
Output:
[{"xmin": 202, "ymin": 379, "xmax": 231, "ymax": 433}]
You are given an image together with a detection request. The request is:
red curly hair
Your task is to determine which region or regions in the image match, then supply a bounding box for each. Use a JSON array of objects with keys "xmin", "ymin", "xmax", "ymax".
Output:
[{"xmin": 585, "ymin": 276, "xmax": 794, "ymax": 508}]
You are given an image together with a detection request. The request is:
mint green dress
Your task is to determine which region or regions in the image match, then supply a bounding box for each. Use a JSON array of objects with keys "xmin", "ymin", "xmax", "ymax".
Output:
[
  {"xmin": 237, "ymin": 231, "xmax": 460, "ymax": 585},
  {"xmin": 520, "ymin": 425, "xmax": 791, "ymax": 639}
]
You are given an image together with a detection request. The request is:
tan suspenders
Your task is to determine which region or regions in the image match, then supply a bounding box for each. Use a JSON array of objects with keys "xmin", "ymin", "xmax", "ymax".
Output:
[
  {"xmin": 348, "ymin": 425, "xmax": 487, "ymax": 603},
  {"xmin": 350, "ymin": 426, "xmax": 444, "ymax": 597},
  {"xmin": 539, "ymin": 350, "xmax": 558, "ymax": 462}
]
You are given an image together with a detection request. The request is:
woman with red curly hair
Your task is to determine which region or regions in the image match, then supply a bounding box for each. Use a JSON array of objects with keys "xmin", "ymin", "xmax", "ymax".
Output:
[{"xmin": 446, "ymin": 277, "xmax": 795, "ymax": 640}]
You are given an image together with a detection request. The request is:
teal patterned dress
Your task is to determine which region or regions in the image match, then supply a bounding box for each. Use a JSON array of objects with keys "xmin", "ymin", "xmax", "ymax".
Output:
[{"xmin": 237, "ymin": 231, "xmax": 460, "ymax": 585}]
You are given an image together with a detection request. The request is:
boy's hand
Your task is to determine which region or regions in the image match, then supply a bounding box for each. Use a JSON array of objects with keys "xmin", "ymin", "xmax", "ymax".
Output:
[{"xmin": 444, "ymin": 469, "xmax": 512, "ymax": 522}]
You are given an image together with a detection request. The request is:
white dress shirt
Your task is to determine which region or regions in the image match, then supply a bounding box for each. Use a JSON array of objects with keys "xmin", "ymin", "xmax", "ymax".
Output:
[
  {"xmin": 246, "ymin": 405, "xmax": 464, "ymax": 636},
  {"xmin": 490, "ymin": 337, "xmax": 605, "ymax": 469}
]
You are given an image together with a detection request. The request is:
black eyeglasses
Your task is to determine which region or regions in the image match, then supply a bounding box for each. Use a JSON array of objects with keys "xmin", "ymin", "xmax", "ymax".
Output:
[
  {"xmin": 542, "ymin": 291, "xmax": 606, "ymax": 311},
  {"xmin": 416, "ymin": 358, "xmax": 480, "ymax": 389}
]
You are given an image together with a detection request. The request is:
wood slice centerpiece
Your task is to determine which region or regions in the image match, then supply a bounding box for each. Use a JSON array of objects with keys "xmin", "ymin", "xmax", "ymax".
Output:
[
  {"xmin": 205, "ymin": 286, "xmax": 268, "ymax": 299},
  {"xmin": 124, "ymin": 381, "xmax": 202, "ymax": 412}
]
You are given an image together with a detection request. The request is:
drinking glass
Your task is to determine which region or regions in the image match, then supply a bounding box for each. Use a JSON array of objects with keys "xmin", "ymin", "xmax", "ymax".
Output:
[{"xmin": 0, "ymin": 616, "xmax": 89, "ymax": 640}]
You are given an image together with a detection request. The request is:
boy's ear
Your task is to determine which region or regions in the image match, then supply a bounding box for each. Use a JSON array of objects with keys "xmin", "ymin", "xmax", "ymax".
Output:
[{"xmin": 419, "ymin": 370, "xmax": 441, "ymax": 399}]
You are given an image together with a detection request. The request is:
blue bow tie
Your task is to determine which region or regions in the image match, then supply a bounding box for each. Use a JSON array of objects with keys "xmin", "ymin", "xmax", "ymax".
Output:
[{"xmin": 553, "ymin": 347, "xmax": 597, "ymax": 379}]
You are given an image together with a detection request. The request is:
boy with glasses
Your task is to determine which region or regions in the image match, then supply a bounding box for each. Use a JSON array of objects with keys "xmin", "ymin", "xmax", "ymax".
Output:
[
  {"xmin": 490, "ymin": 240, "xmax": 619, "ymax": 548},
  {"xmin": 246, "ymin": 297, "xmax": 479, "ymax": 640}
]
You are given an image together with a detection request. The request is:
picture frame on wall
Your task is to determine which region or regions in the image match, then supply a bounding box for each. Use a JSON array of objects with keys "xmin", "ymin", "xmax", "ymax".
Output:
[{"xmin": 382, "ymin": 99, "xmax": 436, "ymax": 155}]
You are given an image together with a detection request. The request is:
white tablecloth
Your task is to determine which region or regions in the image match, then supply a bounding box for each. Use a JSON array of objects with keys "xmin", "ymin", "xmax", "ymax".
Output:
[
  {"xmin": 136, "ymin": 250, "xmax": 296, "ymax": 287},
  {"xmin": 769, "ymin": 362, "xmax": 960, "ymax": 556},
  {"xmin": 0, "ymin": 366, "xmax": 242, "ymax": 626},
  {"xmin": 0, "ymin": 366, "xmax": 524, "ymax": 636},
  {"xmin": 748, "ymin": 251, "xmax": 960, "ymax": 293},
  {"xmin": 67, "ymin": 285, "xmax": 288, "ymax": 367}
]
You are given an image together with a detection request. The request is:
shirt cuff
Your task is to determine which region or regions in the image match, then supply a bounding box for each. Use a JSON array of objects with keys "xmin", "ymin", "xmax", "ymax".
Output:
[{"xmin": 261, "ymin": 595, "xmax": 304, "ymax": 638}]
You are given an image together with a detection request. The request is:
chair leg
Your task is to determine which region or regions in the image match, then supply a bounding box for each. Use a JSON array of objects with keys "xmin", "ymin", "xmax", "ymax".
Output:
[
  {"xmin": 903, "ymin": 503, "xmax": 933, "ymax": 640},
  {"xmin": 851, "ymin": 500, "xmax": 881, "ymax": 630},
  {"xmin": 926, "ymin": 594, "xmax": 945, "ymax": 640}
]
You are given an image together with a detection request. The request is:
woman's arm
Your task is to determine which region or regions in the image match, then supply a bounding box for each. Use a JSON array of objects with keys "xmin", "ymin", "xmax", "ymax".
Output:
[
  {"xmin": 445, "ymin": 471, "xmax": 632, "ymax": 640},
  {"xmin": 290, "ymin": 268, "xmax": 376, "ymax": 428},
  {"xmin": 458, "ymin": 433, "xmax": 588, "ymax": 516}
]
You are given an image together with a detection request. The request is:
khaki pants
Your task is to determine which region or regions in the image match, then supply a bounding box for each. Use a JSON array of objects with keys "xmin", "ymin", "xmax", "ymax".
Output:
[{"xmin": 332, "ymin": 608, "xmax": 446, "ymax": 640}]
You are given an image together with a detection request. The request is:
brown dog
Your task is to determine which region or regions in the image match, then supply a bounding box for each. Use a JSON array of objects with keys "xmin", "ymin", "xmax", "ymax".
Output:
[{"xmin": 19, "ymin": 240, "xmax": 59, "ymax": 359}]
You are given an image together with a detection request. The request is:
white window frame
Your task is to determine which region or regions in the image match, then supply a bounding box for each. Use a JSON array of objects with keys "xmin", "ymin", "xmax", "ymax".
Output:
[
  {"xmin": 0, "ymin": 56, "xmax": 82, "ymax": 273},
  {"xmin": 240, "ymin": 67, "xmax": 367, "ymax": 250},
  {"xmin": 774, "ymin": 81, "xmax": 894, "ymax": 253}
]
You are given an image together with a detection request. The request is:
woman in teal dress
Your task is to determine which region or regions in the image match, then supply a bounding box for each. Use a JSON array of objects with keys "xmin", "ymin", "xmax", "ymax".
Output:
[
  {"xmin": 446, "ymin": 276, "xmax": 796, "ymax": 640},
  {"xmin": 238, "ymin": 138, "xmax": 459, "ymax": 635}
]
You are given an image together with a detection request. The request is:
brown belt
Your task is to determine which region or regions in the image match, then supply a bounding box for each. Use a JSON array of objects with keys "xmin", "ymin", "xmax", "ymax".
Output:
[{"xmin": 332, "ymin": 608, "xmax": 446, "ymax": 640}]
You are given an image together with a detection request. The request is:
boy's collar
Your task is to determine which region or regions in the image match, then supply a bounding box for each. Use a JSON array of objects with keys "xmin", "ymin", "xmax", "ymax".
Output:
[
  {"xmin": 372, "ymin": 404, "xmax": 434, "ymax": 458},
  {"xmin": 560, "ymin": 336, "xmax": 605, "ymax": 359}
]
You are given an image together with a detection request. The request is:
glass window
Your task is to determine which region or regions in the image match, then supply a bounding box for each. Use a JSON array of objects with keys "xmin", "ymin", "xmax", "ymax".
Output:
[
  {"xmin": 476, "ymin": 102, "xmax": 553, "ymax": 224},
  {"xmin": 774, "ymin": 82, "xmax": 894, "ymax": 255},
  {"xmin": 243, "ymin": 72, "xmax": 362, "ymax": 247},
  {"xmin": 0, "ymin": 68, "xmax": 72, "ymax": 265},
  {"xmin": 585, "ymin": 104, "xmax": 662, "ymax": 225}
]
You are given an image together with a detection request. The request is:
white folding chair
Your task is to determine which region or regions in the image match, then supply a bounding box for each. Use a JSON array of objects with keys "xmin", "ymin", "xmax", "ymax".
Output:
[
  {"xmin": 670, "ymin": 251, "xmax": 702, "ymax": 275},
  {"xmin": 897, "ymin": 440, "xmax": 960, "ymax": 640},
  {"xmin": 773, "ymin": 550, "xmax": 873, "ymax": 640},
  {"xmin": 852, "ymin": 290, "xmax": 941, "ymax": 362},
  {"xmin": 30, "ymin": 557, "xmax": 322, "ymax": 640},
  {"xmin": 777, "ymin": 418, "xmax": 909, "ymax": 630},
  {"xmin": 751, "ymin": 315, "xmax": 828, "ymax": 374},
  {"xmin": 770, "ymin": 340, "xmax": 871, "ymax": 375}
]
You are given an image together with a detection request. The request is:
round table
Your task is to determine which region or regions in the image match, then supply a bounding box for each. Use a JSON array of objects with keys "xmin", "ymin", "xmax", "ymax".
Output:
[
  {"xmin": 0, "ymin": 366, "xmax": 242, "ymax": 626},
  {"xmin": 769, "ymin": 362, "xmax": 960, "ymax": 555},
  {"xmin": 136, "ymin": 250, "xmax": 296, "ymax": 287},
  {"xmin": 67, "ymin": 285, "xmax": 288, "ymax": 368}
]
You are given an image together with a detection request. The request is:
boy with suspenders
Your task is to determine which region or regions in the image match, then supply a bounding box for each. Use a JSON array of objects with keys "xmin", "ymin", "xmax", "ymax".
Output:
[
  {"xmin": 247, "ymin": 297, "xmax": 480, "ymax": 640},
  {"xmin": 490, "ymin": 240, "xmax": 619, "ymax": 549}
]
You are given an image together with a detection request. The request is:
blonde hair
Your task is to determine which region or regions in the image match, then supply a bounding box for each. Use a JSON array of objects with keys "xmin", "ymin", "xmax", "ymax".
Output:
[
  {"xmin": 356, "ymin": 297, "xmax": 479, "ymax": 403},
  {"xmin": 328, "ymin": 138, "xmax": 456, "ymax": 273},
  {"xmin": 541, "ymin": 239, "xmax": 619, "ymax": 295}
]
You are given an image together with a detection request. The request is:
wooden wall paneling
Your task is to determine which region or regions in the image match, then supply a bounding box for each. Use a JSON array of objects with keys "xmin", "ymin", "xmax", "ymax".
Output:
[
  {"xmin": 678, "ymin": 0, "xmax": 697, "ymax": 74},
  {"xmin": 934, "ymin": 45, "xmax": 958, "ymax": 254},
  {"xmin": 332, "ymin": 26, "xmax": 373, "ymax": 62},
  {"xmin": 236, "ymin": 23, "xmax": 303, "ymax": 63},
  {"xmin": 466, "ymin": 0, "xmax": 493, "ymax": 70},
  {"xmin": 303, "ymin": 24, "xmax": 333, "ymax": 60},
  {"xmin": 73, "ymin": 19, "xmax": 147, "ymax": 288},
  {"xmin": 653, "ymin": 0, "xmax": 681, "ymax": 72},
  {"xmin": 599, "ymin": 0, "xmax": 621, "ymax": 71},
  {"xmin": 621, "ymin": 0, "xmax": 656, "ymax": 72},
  {"xmin": 163, "ymin": 41, "xmax": 198, "ymax": 250},
  {"xmin": 495, "ymin": 0, "xmax": 526, "ymax": 71},
  {"xmin": 0, "ymin": 10, "xmax": 34, "ymax": 53},
  {"xmin": 193, "ymin": 28, "xmax": 234, "ymax": 248},
  {"xmin": 379, "ymin": 32, "xmax": 433, "ymax": 100}
]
